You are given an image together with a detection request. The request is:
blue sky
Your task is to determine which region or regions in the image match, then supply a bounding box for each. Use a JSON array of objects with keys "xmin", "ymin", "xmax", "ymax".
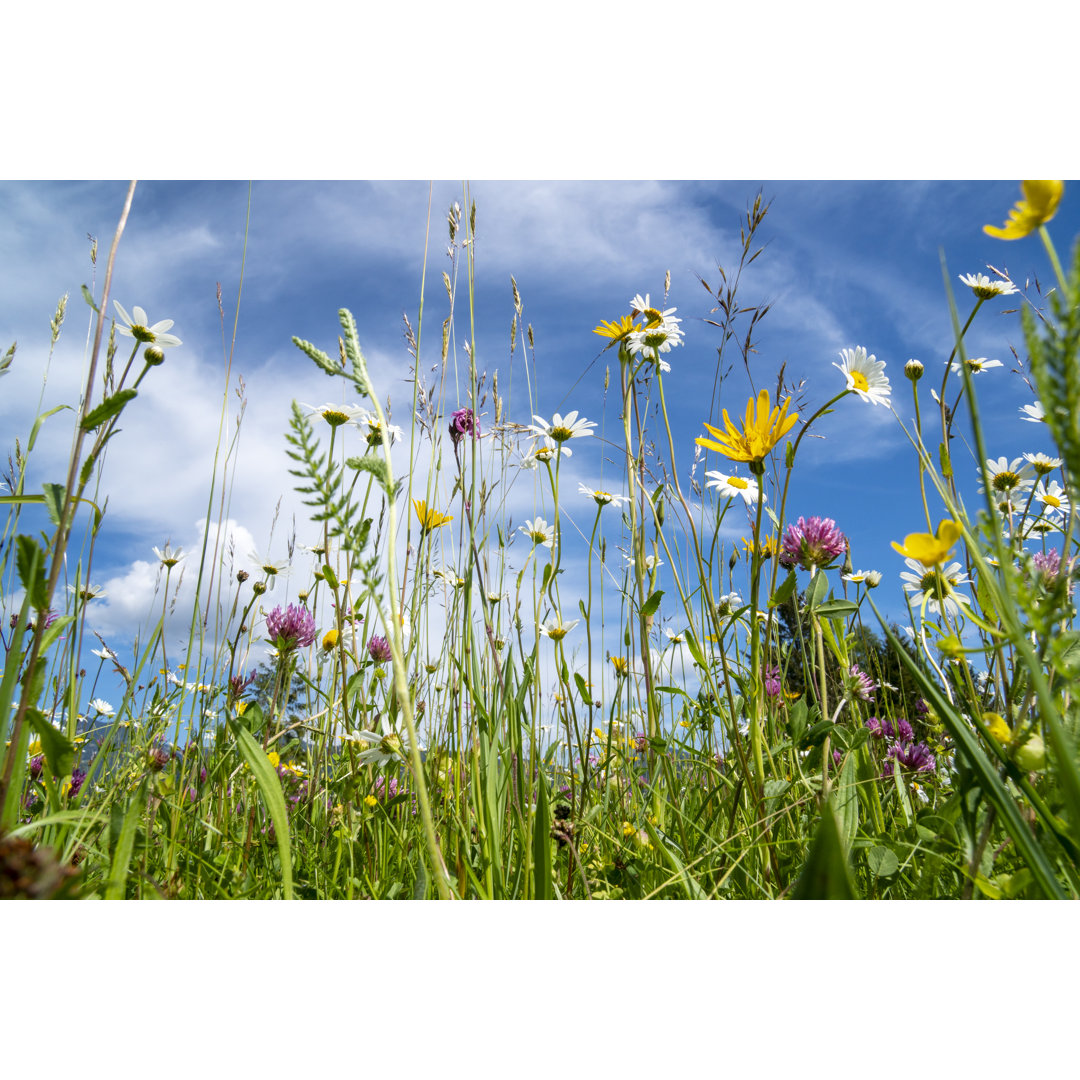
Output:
[{"xmin": 3, "ymin": 179, "xmax": 1078, "ymax": 716}]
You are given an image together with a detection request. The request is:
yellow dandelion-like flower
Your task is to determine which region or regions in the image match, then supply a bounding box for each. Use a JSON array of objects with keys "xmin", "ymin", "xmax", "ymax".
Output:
[
  {"xmin": 414, "ymin": 499, "xmax": 453, "ymax": 532},
  {"xmin": 696, "ymin": 389, "xmax": 799, "ymax": 467},
  {"xmin": 890, "ymin": 519, "xmax": 963, "ymax": 567},
  {"xmin": 593, "ymin": 315, "xmax": 639, "ymax": 342},
  {"xmin": 322, "ymin": 628, "xmax": 339, "ymax": 650},
  {"xmin": 610, "ymin": 655, "xmax": 629, "ymax": 677},
  {"xmin": 740, "ymin": 534, "xmax": 779, "ymax": 560},
  {"xmin": 984, "ymin": 181, "xmax": 1064, "ymax": 240}
]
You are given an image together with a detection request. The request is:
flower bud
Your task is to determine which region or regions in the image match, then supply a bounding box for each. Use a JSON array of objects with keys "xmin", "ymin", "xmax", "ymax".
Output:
[
  {"xmin": 1012, "ymin": 732, "xmax": 1046, "ymax": 772},
  {"xmin": 905, "ymin": 359, "xmax": 924, "ymax": 381},
  {"xmin": 252, "ymin": 581, "xmax": 267, "ymax": 596},
  {"xmin": 144, "ymin": 345, "xmax": 166, "ymax": 366}
]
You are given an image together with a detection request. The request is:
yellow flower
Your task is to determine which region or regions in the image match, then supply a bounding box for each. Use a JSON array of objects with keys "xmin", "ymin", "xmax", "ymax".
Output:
[
  {"xmin": 235, "ymin": 700, "xmax": 249, "ymax": 717},
  {"xmin": 890, "ymin": 519, "xmax": 963, "ymax": 566},
  {"xmin": 414, "ymin": 499, "xmax": 453, "ymax": 532},
  {"xmin": 322, "ymin": 628, "xmax": 339, "ymax": 650},
  {"xmin": 364, "ymin": 794, "xmax": 378, "ymax": 809},
  {"xmin": 740, "ymin": 534, "xmax": 779, "ymax": 560},
  {"xmin": 267, "ymin": 751, "xmax": 280, "ymax": 768},
  {"xmin": 695, "ymin": 389, "xmax": 799, "ymax": 466},
  {"xmin": 983, "ymin": 181, "xmax": 1064, "ymax": 240},
  {"xmin": 610, "ymin": 655, "xmax": 629, "ymax": 677},
  {"xmin": 622, "ymin": 821, "xmax": 636, "ymax": 837},
  {"xmin": 984, "ymin": 712, "xmax": 1011, "ymax": 745},
  {"xmin": 593, "ymin": 315, "xmax": 639, "ymax": 342}
]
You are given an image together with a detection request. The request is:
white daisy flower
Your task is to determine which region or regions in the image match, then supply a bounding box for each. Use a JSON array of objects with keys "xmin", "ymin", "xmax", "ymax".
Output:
[
  {"xmin": 521, "ymin": 436, "xmax": 570, "ymax": 468},
  {"xmin": 843, "ymin": 570, "xmax": 882, "ymax": 588},
  {"xmin": 628, "ymin": 294, "xmax": 678, "ymax": 326},
  {"xmin": 1020, "ymin": 401, "xmax": 1046, "ymax": 423},
  {"xmin": 529, "ymin": 411, "xmax": 597, "ymax": 444},
  {"xmin": 1023, "ymin": 451, "xmax": 1063, "ymax": 475},
  {"xmin": 900, "ymin": 559, "xmax": 972, "ymax": 619},
  {"xmin": 248, "ymin": 550, "xmax": 291, "ymax": 588},
  {"xmin": 356, "ymin": 409, "xmax": 404, "ymax": 447},
  {"xmin": 704, "ymin": 470, "xmax": 763, "ymax": 505},
  {"xmin": 153, "ymin": 543, "xmax": 186, "ymax": 569},
  {"xmin": 958, "ymin": 273, "xmax": 1018, "ymax": 299},
  {"xmin": 716, "ymin": 592, "xmax": 742, "ymax": 616},
  {"xmin": 113, "ymin": 302, "xmax": 182, "ymax": 348},
  {"xmin": 950, "ymin": 356, "xmax": 1003, "ymax": 375},
  {"xmin": 300, "ymin": 402, "xmax": 367, "ymax": 429},
  {"xmin": 1034, "ymin": 479, "xmax": 1070, "ymax": 518},
  {"xmin": 978, "ymin": 457, "xmax": 1034, "ymax": 501},
  {"xmin": 833, "ymin": 346, "xmax": 891, "ymax": 405},
  {"xmin": 578, "ymin": 482, "xmax": 629, "ymax": 507},
  {"xmin": 539, "ymin": 616, "xmax": 579, "ymax": 641},
  {"xmin": 625, "ymin": 293, "xmax": 684, "ymax": 364},
  {"xmin": 89, "ymin": 698, "xmax": 114, "ymax": 716},
  {"xmin": 67, "ymin": 583, "xmax": 106, "ymax": 602},
  {"xmin": 341, "ymin": 722, "xmax": 421, "ymax": 766},
  {"xmin": 624, "ymin": 553, "xmax": 664, "ymax": 572},
  {"xmin": 519, "ymin": 518, "xmax": 555, "ymax": 548}
]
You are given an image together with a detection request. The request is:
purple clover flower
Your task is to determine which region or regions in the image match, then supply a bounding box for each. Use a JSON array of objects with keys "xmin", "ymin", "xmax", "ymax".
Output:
[
  {"xmin": 844, "ymin": 663, "xmax": 877, "ymax": 703},
  {"xmin": 266, "ymin": 603, "xmax": 317, "ymax": 651},
  {"xmin": 449, "ymin": 407, "xmax": 480, "ymax": 446},
  {"xmin": 29, "ymin": 755, "xmax": 44, "ymax": 781},
  {"xmin": 764, "ymin": 664, "xmax": 783, "ymax": 698},
  {"xmin": 778, "ymin": 516, "xmax": 847, "ymax": 571},
  {"xmin": 883, "ymin": 740, "xmax": 937, "ymax": 776},
  {"xmin": 367, "ymin": 635, "xmax": 392, "ymax": 663},
  {"xmin": 68, "ymin": 768, "xmax": 87, "ymax": 799},
  {"xmin": 865, "ymin": 716, "xmax": 914, "ymax": 741}
]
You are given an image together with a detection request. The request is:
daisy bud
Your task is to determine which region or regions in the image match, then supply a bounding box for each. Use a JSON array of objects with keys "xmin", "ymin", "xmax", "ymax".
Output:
[
  {"xmin": 905, "ymin": 359, "xmax": 924, "ymax": 381},
  {"xmin": 252, "ymin": 581, "xmax": 267, "ymax": 596},
  {"xmin": 144, "ymin": 346, "xmax": 166, "ymax": 366},
  {"xmin": 237, "ymin": 570, "xmax": 249, "ymax": 584}
]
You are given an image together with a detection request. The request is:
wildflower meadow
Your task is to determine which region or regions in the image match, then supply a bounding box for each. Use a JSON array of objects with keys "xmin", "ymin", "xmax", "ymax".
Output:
[{"xmin": 5, "ymin": 179, "xmax": 1080, "ymax": 902}]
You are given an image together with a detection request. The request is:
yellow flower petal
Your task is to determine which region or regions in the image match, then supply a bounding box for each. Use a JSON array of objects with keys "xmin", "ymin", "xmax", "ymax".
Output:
[
  {"xmin": 890, "ymin": 518, "xmax": 963, "ymax": 566},
  {"xmin": 983, "ymin": 180, "xmax": 1063, "ymax": 240}
]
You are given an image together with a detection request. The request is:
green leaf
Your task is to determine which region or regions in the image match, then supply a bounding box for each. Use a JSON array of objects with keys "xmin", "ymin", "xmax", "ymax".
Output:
[
  {"xmin": 41, "ymin": 482, "xmax": 66, "ymax": 526},
  {"xmin": 816, "ymin": 598, "xmax": 858, "ymax": 617},
  {"xmin": 834, "ymin": 752, "xmax": 859, "ymax": 852},
  {"xmin": 229, "ymin": 720, "xmax": 293, "ymax": 899},
  {"xmin": 642, "ymin": 590, "xmax": 664, "ymax": 618},
  {"xmin": 26, "ymin": 709, "xmax": 75, "ymax": 779},
  {"xmin": 80, "ymin": 284, "xmax": 99, "ymax": 312},
  {"xmin": 412, "ymin": 852, "xmax": 430, "ymax": 900},
  {"xmin": 788, "ymin": 697, "xmax": 808, "ymax": 743},
  {"xmin": 16, "ymin": 535, "xmax": 47, "ymax": 609},
  {"xmin": 573, "ymin": 672, "xmax": 591, "ymax": 704},
  {"xmin": 791, "ymin": 800, "xmax": 858, "ymax": 899},
  {"xmin": 532, "ymin": 769, "xmax": 553, "ymax": 900},
  {"xmin": 321, "ymin": 564, "xmax": 340, "ymax": 589},
  {"xmin": 80, "ymin": 389, "xmax": 137, "ymax": 431},
  {"xmin": 105, "ymin": 779, "xmax": 147, "ymax": 900},
  {"xmin": 770, "ymin": 570, "xmax": 797, "ymax": 607},
  {"xmin": 867, "ymin": 845, "xmax": 900, "ymax": 878},
  {"xmin": 684, "ymin": 632, "xmax": 708, "ymax": 670},
  {"xmin": 804, "ymin": 570, "xmax": 829, "ymax": 611}
]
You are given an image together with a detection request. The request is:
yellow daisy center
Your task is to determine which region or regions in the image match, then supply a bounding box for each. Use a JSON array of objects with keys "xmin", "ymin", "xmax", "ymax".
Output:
[
  {"xmin": 850, "ymin": 371, "xmax": 869, "ymax": 392},
  {"xmin": 550, "ymin": 426, "xmax": 573, "ymax": 442},
  {"xmin": 322, "ymin": 409, "xmax": 349, "ymax": 426},
  {"xmin": 1044, "ymin": 494, "xmax": 1062, "ymax": 508},
  {"xmin": 729, "ymin": 477, "xmax": 749, "ymax": 490}
]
